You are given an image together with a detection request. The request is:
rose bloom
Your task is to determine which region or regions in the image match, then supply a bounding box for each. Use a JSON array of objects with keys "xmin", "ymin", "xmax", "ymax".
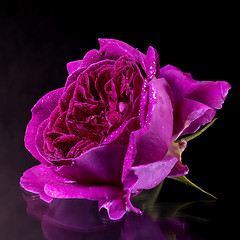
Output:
[{"xmin": 20, "ymin": 39, "xmax": 231, "ymax": 219}]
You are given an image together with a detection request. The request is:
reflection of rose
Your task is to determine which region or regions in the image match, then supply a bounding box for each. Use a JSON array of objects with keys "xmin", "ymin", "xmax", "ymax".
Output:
[
  {"xmin": 22, "ymin": 194, "xmax": 202, "ymax": 240},
  {"xmin": 20, "ymin": 39, "xmax": 231, "ymax": 219}
]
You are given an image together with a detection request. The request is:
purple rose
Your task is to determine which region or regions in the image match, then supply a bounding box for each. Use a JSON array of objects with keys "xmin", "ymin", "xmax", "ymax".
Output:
[{"xmin": 20, "ymin": 39, "xmax": 231, "ymax": 220}]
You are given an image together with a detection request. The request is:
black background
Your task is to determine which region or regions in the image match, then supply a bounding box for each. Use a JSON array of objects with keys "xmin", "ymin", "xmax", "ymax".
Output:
[{"xmin": 0, "ymin": 2, "xmax": 238, "ymax": 239}]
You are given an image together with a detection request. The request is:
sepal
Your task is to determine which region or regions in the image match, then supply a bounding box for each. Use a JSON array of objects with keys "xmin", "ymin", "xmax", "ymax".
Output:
[{"xmin": 170, "ymin": 176, "xmax": 217, "ymax": 199}]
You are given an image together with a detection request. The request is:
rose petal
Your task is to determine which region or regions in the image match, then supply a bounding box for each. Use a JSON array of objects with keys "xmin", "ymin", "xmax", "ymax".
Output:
[
  {"xmin": 160, "ymin": 65, "xmax": 231, "ymax": 138},
  {"xmin": 102, "ymin": 94, "xmax": 141, "ymax": 146},
  {"xmin": 44, "ymin": 183, "xmax": 123, "ymax": 201},
  {"xmin": 119, "ymin": 157, "xmax": 178, "ymax": 220},
  {"xmin": 173, "ymin": 98, "xmax": 216, "ymax": 137},
  {"xmin": 54, "ymin": 144, "xmax": 128, "ymax": 186},
  {"xmin": 132, "ymin": 72, "xmax": 144, "ymax": 103},
  {"xmin": 103, "ymin": 116, "xmax": 140, "ymax": 145},
  {"xmin": 20, "ymin": 164, "xmax": 75, "ymax": 202},
  {"xmin": 59, "ymin": 82, "xmax": 76, "ymax": 113},
  {"xmin": 66, "ymin": 60, "xmax": 82, "ymax": 74},
  {"xmin": 95, "ymin": 65, "xmax": 113, "ymax": 106},
  {"xmin": 98, "ymin": 187, "xmax": 143, "ymax": 220},
  {"xmin": 25, "ymin": 88, "xmax": 64, "ymax": 165},
  {"xmin": 125, "ymin": 157, "xmax": 178, "ymax": 191},
  {"xmin": 80, "ymin": 49, "xmax": 104, "ymax": 68},
  {"xmin": 98, "ymin": 38, "xmax": 146, "ymax": 63},
  {"xmin": 98, "ymin": 199, "xmax": 127, "ymax": 220},
  {"xmin": 64, "ymin": 67, "xmax": 85, "ymax": 92},
  {"xmin": 159, "ymin": 64, "xmax": 231, "ymax": 109},
  {"xmin": 99, "ymin": 42, "xmax": 135, "ymax": 61},
  {"xmin": 98, "ymin": 39, "xmax": 147, "ymax": 74},
  {"xmin": 64, "ymin": 59, "xmax": 115, "ymax": 93},
  {"xmin": 20, "ymin": 164, "xmax": 123, "ymax": 204},
  {"xmin": 134, "ymin": 77, "xmax": 174, "ymax": 164},
  {"xmin": 139, "ymin": 79, "xmax": 149, "ymax": 127},
  {"xmin": 35, "ymin": 118, "xmax": 52, "ymax": 161},
  {"xmin": 121, "ymin": 78, "xmax": 174, "ymax": 181},
  {"xmin": 84, "ymin": 59, "xmax": 115, "ymax": 75},
  {"xmin": 186, "ymin": 80, "xmax": 231, "ymax": 109},
  {"xmin": 145, "ymin": 46, "xmax": 160, "ymax": 80},
  {"xmin": 159, "ymin": 65, "xmax": 197, "ymax": 104}
]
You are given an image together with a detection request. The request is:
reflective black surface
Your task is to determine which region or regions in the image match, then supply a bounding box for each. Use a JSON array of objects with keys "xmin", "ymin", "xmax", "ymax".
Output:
[
  {"xmin": 21, "ymin": 191, "xmax": 214, "ymax": 240},
  {"xmin": 0, "ymin": 2, "xmax": 237, "ymax": 239}
]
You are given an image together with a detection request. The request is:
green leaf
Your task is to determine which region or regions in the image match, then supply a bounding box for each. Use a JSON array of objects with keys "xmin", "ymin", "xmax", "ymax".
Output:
[
  {"xmin": 175, "ymin": 118, "xmax": 218, "ymax": 143},
  {"xmin": 171, "ymin": 176, "xmax": 217, "ymax": 200}
]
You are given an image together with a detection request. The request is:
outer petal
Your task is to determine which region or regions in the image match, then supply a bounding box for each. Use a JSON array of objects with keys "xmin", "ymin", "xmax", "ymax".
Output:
[
  {"xmin": 98, "ymin": 38, "xmax": 146, "ymax": 67},
  {"xmin": 44, "ymin": 183, "xmax": 123, "ymax": 201},
  {"xmin": 66, "ymin": 60, "xmax": 82, "ymax": 74},
  {"xmin": 98, "ymin": 199, "xmax": 127, "ymax": 220},
  {"xmin": 20, "ymin": 164, "xmax": 75, "ymax": 202},
  {"xmin": 160, "ymin": 65, "xmax": 231, "ymax": 137},
  {"xmin": 134, "ymin": 77, "xmax": 174, "ymax": 165},
  {"xmin": 54, "ymin": 145, "xmax": 128, "ymax": 186},
  {"xmin": 98, "ymin": 189, "xmax": 142, "ymax": 220},
  {"xmin": 99, "ymin": 38, "xmax": 137, "ymax": 53},
  {"xmin": 122, "ymin": 78, "xmax": 174, "ymax": 181},
  {"xmin": 65, "ymin": 38, "xmax": 147, "ymax": 91},
  {"xmin": 115, "ymin": 157, "xmax": 178, "ymax": 220},
  {"xmin": 20, "ymin": 164, "xmax": 123, "ymax": 203},
  {"xmin": 186, "ymin": 80, "xmax": 231, "ymax": 109},
  {"xmin": 99, "ymin": 38, "xmax": 145, "ymax": 58},
  {"xmin": 24, "ymin": 88, "xmax": 64, "ymax": 165},
  {"xmin": 125, "ymin": 157, "xmax": 178, "ymax": 191},
  {"xmin": 159, "ymin": 64, "xmax": 231, "ymax": 109},
  {"xmin": 80, "ymin": 49, "xmax": 104, "ymax": 68},
  {"xmin": 159, "ymin": 65, "xmax": 196, "ymax": 104},
  {"xmin": 173, "ymin": 98, "xmax": 216, "ymax": 137},
  {"xmin": 99, "ymin": 42, "xmax": 136, "ymax": 61}
]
